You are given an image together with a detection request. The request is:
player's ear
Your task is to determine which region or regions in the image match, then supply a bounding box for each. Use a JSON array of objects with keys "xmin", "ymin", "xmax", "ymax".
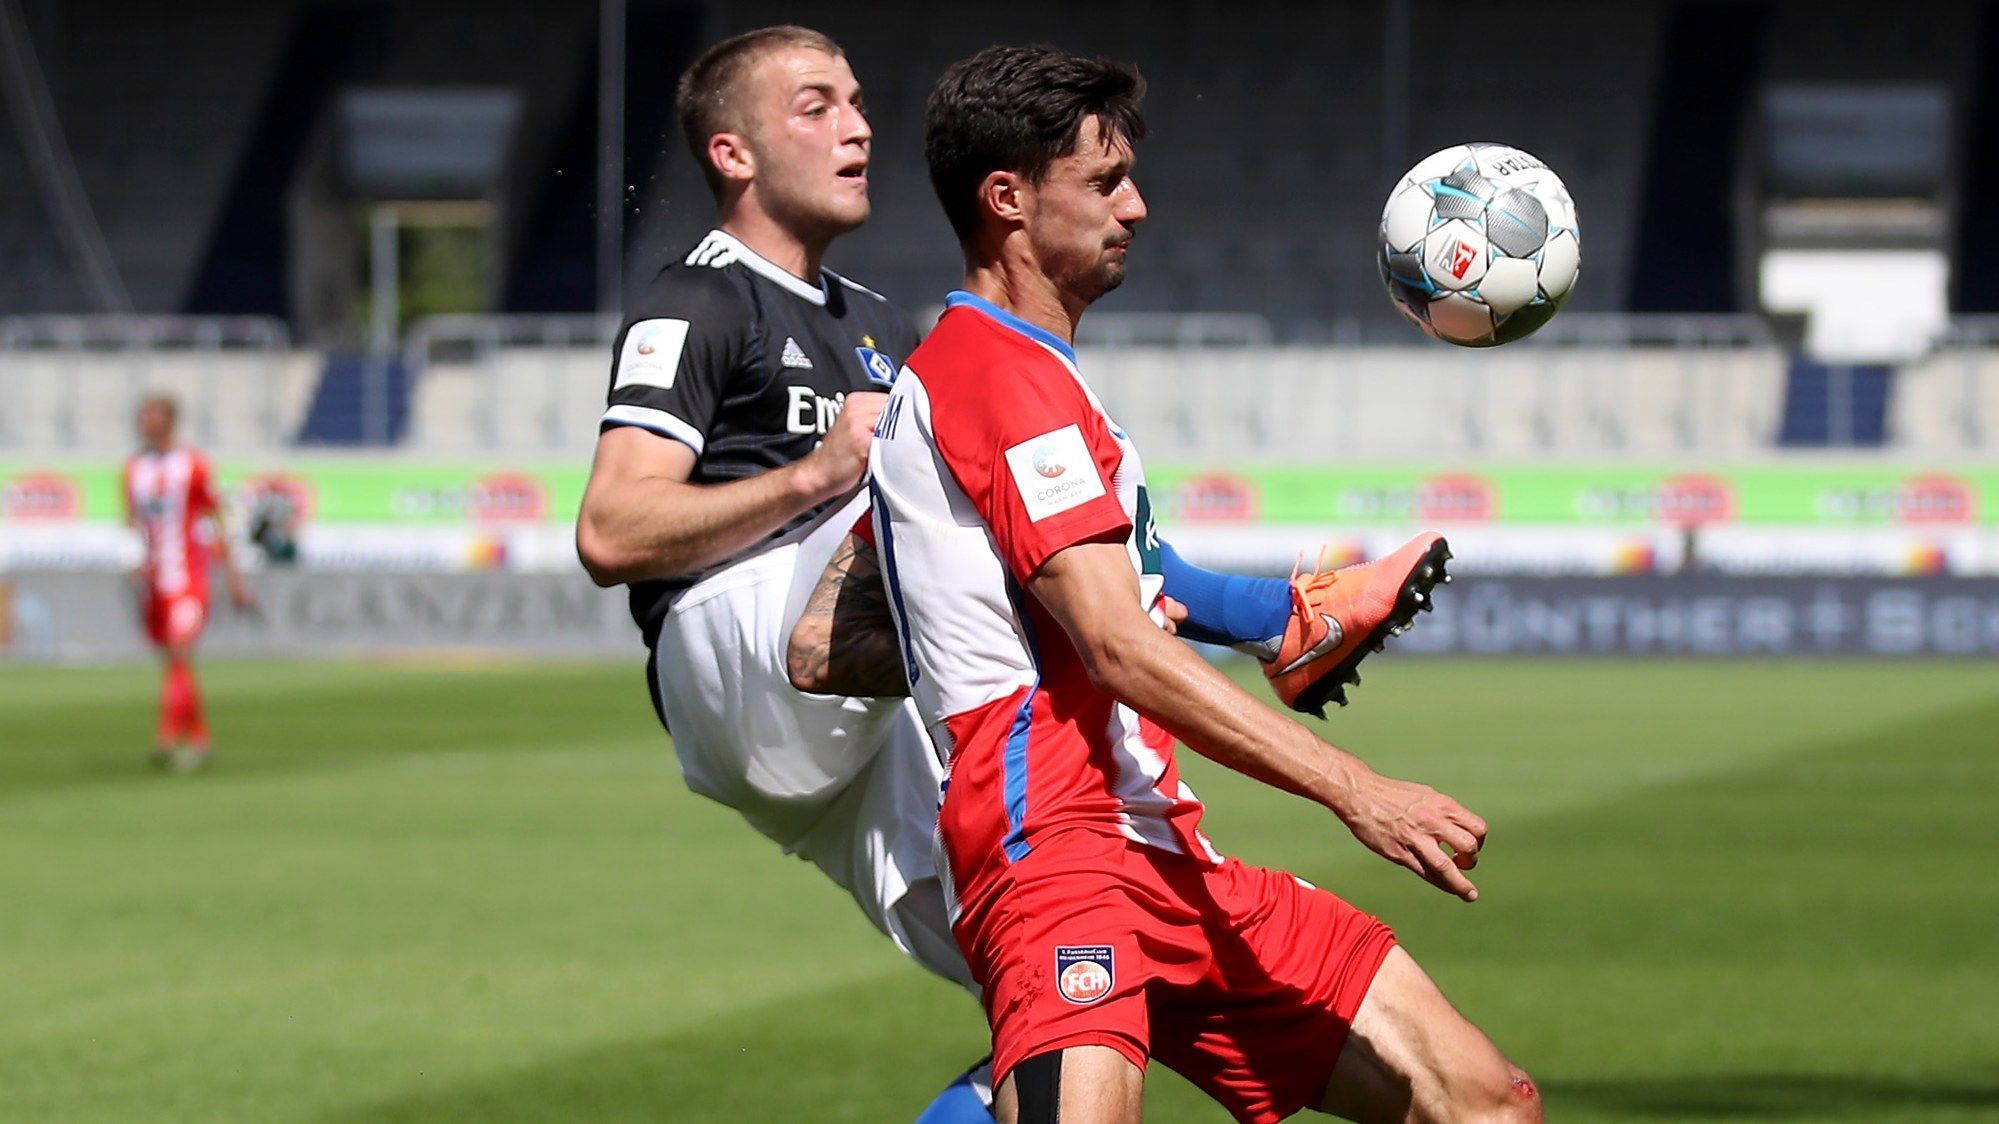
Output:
[
  {"xmin": 709, "ymin": 132, "xmax": 756, "ymax": 186},
  {"xmin": 979, "ymin": 170, "xmax": 1026, "ymax": 229}
]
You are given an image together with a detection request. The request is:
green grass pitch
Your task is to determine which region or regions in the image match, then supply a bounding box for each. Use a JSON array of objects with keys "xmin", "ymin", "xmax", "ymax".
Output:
[{"xmin": 2, "ymin": 656, "xmax": 1997, "ymax": 1122}]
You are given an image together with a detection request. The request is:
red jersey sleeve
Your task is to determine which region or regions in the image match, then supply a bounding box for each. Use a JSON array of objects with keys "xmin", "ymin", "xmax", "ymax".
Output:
[
  {"xmin": 928, "ymin": 333, "xmax": 1130, "ymax": 582},
  {"xmin": 849, "ymin": 508, "xmax": 876, "ymax": 547}
]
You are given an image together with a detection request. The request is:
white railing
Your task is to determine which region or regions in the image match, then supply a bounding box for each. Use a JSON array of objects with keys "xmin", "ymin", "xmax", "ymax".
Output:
[
  {"xmin": 1922, "ymin": 316, "xmax": 1999, "ymax": 449},
  {"xmin": 0, "ymin": 315, "xmax": 299, "ymax": 453},
  {"xmin": 401, "ymin": 314, "xmax": 617, "ymax": 452},
  {"xmin": 400, "ymin": 313, "xmax": 615, "ymax": 370},
  {"xmin": 1425, "ymin": 314, "xmax": 1779, "ymax": 455},
  {"xmin": 1086, "ymin": 314, "xmax": 1788, "ymax": 460},
  {"xmin": 0, "ymin": 315, "xmax": 290, "ymax": 349},
  {"xmin": 399, "ymin": 310, "xmax": 1281, "ymax": 456},
  {"xmin": 13, "ymin": 312, "xmax": 1999, "ymax": 460}
]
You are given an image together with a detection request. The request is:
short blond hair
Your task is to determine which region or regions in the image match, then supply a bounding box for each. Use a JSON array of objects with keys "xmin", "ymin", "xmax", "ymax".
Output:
[{"xmin": 676, "ymin": 25, "xmax": 844, "ymax": 198}]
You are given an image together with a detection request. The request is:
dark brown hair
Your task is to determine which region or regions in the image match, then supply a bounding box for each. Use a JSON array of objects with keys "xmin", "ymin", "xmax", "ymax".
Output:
[
  {"xmin": 677, "ymin": 25, "xmax": 844, "ymax": 198},
  {"xmin": 924, "ymin": 44, "xmax": 1146, "ymax": 242}
]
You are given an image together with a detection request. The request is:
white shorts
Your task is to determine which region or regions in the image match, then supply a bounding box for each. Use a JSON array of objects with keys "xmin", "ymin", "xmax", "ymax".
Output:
[{"xmin": 649, "ymin": 496, "xmax": 971, "ymax": 992}]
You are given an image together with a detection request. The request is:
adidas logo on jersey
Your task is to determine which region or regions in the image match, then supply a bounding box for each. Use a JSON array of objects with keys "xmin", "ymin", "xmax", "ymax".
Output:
[{"xmin": 781, "ymin": 337, "xmax": 814, "ymax": 369}]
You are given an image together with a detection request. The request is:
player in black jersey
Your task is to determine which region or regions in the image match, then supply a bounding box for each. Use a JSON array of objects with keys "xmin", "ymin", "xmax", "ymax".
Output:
[
  {"xmin": 600, "ymin": 227, "xmax": 918, "ymax": 647},
  {"xmin": 576, "ymin": 27, "xmax": 993, "ymax": 1123}
]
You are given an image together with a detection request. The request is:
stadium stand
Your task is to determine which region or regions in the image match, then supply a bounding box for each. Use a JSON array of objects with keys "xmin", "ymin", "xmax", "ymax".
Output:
[
  {"xmin": 399, "ymin": 315, "xmax": 610, "ymax": 455},
  {"xmin": 294, "ymin": 355, "xmax": 411, "ymax": 446},
  {"xmin": 4, "ymin": 0, "xmax": 1999, "ymax": 462},
  {"xmin": 684, "ymin": 0, "xmax": 1659, "ymax": 333},
  {"xmin": 0, "ymin": 4, "xmax": 292, "ymax": 313},
  {"xmin": 1777, "ymin": 360, "xmax": 1893, "ymax": 448},
  {"xmin": 3, "ymin": 0, "xmax": 1666, "ymax": 333},
  {"xmin": 1081, "ymin": 321, "xmax": 1789, "ymax": 462},
  {"xmin": 1892, "ymin": 320, "xmax": 1999, "ymax": 451},
  {"xmin": 0, "ymin": 316, "xmax": 315, "ymax": 455}
]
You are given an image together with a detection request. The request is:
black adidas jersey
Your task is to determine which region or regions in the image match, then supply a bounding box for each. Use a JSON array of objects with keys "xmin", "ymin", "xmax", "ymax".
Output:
[{"xmin": 601, "ymin": 229, "xmax": 920, "ymax": 646}]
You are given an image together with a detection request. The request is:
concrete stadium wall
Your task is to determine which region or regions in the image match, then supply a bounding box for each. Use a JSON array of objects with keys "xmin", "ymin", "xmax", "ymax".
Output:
[
  {"xmin": 0, "ymin": 350, "xmax": 322, "ymax": 455},
  {"xmin": 22, "ymin": 337, "xmax": 1999, "ymax": 460},
  {"xmin": 2, "ymin": 340, "xmax": 1803, "ymax": 460},
  {"xmin": 9, "ymin": 570, "xmax": 1998, "ymax": 662},
  {"xmin": 1, "ymin": 571, "xmax": 637, "ymax": 662}
]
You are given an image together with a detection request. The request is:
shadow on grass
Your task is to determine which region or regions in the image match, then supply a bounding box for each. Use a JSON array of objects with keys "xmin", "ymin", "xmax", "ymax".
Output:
[
  {"xmin": 326, "ymin": 1037, "xmax": 1999, "ymax": 1124},
  {"xmin": 312, "ymin": 690, "xmax": 1999, "ymax": 1123},
  {"xmin": 1547, "ymin": 1073, "xmax": 1999, "ymax": 1118},
  {"xmin": 318, "ymin": 974, "xmax": 986, "ymax": 1124}
]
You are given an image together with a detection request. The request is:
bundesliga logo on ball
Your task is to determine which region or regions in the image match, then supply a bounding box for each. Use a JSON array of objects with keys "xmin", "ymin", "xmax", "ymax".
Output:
[{"xmin": 1378, "ymin": 143, "xmax": 1581, "ymax": 347}]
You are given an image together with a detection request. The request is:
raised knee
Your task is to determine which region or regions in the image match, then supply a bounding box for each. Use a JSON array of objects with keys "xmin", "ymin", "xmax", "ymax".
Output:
[
  {"xmin": 1431, "ymin": 1064, "xmax": 1541, "ymax": 1124},
  {"xmin": 1491, "ymin": 1066, "xmax": 1542, "ymax": 1123}
]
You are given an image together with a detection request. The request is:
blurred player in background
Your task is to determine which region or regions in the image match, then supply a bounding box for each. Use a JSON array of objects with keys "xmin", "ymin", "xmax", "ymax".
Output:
[
  {"xmin": 867, "ymin": 46, "xmax": 1537, "ymax": 1123},
  {"xmin": 124, "ymin": 394, "xmax": 253, "ymax": 771}
]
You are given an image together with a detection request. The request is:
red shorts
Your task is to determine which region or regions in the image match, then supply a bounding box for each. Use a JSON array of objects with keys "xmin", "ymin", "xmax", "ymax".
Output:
[
  {"xmin": 144, "ymin": 590, "xmax": 208, "ymax": 648},
  {"xmin": 961, "ymin": 834, "xmax": 1396, "ymax": 1124}
]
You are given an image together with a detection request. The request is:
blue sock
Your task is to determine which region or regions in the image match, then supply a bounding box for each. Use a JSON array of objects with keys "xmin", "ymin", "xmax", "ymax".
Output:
[
  {"xmin": 1158, "ymin": 539, "xmax": 1292, "ymax": 649},
  {"xmin": 914, "ymin": 1060, "xmax": 994, "ymax": 1123}
]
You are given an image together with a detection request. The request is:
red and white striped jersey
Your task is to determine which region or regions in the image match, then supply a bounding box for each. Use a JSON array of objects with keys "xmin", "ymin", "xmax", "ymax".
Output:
[
  {"xmin": 869, "ymin": 291, "xmax": 1220, "ymax": 920},
  {"xmin": 124, "ymin": 447, "xmax": 219, "ymax": 599}
]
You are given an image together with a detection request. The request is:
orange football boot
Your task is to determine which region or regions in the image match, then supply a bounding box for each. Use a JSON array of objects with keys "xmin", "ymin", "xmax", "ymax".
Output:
[{"xmin": 1264, "ymin": 532, "xmax": 1453, "ymax": 716}]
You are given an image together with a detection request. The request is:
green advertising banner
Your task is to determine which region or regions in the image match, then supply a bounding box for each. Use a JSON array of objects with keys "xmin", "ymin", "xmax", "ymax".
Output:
[
  {"xmin": 0, "ymin": 462, "xmax": 588, "ymax": 525},
  {"xmin": 3, "ymin": 460, "xmax": 1996, "ymax": 527},
  {"xmin": 1141, "ymin": 465, "xmax": 1997, "ymax": 527}
]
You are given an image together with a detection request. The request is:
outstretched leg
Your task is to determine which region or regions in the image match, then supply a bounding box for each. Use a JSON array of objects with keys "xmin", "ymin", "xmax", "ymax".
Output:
[{"xmin": 1318, "ymin": 947, "xmax": 1541, "ymax": 1123}]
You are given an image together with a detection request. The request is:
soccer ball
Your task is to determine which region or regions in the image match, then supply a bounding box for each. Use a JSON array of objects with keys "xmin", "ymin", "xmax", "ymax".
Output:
[{"xmin": 1378, "ymin": 143, "xmax": 1580, "ymax": 347}]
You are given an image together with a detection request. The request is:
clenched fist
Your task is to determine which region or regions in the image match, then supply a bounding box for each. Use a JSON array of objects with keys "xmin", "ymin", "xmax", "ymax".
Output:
[{"xmin": 797, "ymin": 391, "xmax": 888, "ymax": 502}]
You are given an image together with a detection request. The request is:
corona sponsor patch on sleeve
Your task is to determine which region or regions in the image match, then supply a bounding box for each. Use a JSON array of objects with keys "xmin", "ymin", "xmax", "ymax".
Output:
[
  {"xmin": 613, "ymin": 319, "xmax": 692, "ymax": 391},
  {"xmin": 1004, "ymin": 425, "xmax": 1105, "ymax": 523}
]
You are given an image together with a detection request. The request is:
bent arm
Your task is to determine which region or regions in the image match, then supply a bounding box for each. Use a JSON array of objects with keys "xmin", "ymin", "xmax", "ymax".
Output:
[
  {"xmin": 1029, "ymin": 541, "xmax": 1487, "ymax": 900},
  {"xmin": 207, "ymin": 509, "xmax": 246, "ymax": 581},
  {"xmin": 578, "ymin": 392, "xmax": 886, "ymax": 587},
  {"xmin": 1032, "ymin": 542, "xmax": 1367, "ymax": 806},
  {"xmin": 190, "ymin": 465, "xmax": 253, "ymax": 607},
  {"xmin": 577, "ymin": 428, "xmax": 841, "ymax": 587},
  {"xmin": 209, "ymin": 514, "xmax": 256, "ymax": 609}
]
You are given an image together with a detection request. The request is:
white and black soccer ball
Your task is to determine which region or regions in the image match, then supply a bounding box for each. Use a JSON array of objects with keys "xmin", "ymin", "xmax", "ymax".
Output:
[{"xmin": 1378, "ymin": 143, "xmax": 1580, "ymax": 347}]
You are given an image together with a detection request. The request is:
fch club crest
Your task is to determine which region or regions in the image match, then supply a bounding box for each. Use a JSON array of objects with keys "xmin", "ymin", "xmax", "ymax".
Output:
[{"xmin": 1055, "ymin": 945, "xmax": 1114, "ymax": 1005}]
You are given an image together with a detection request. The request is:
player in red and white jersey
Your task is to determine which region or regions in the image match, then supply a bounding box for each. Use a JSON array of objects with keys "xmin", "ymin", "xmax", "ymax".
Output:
[
  {"xmin": 124, "ymin": 394, "xmax": 253, "ymax": 770},
  {"xmin": 870, "ymin": 47, "xmax": 1540, "ymax": 1124},
  {"xmin": 871, "ymin": 289, "xmax": 1220, "ymax": 890}
]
